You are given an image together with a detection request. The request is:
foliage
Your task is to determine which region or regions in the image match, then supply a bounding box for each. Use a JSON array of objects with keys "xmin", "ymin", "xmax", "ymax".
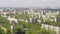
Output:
[
  {"xmin": 45, "ymin": 20, "xmax": 60, "ymax": 26},
  {"xmin": 0, "ymin": 16, "xmax": 56, "ymax": 34},
  {"xmin": 0, "ymin": 27, "xmax": 6, "ymax": 34},
  {"xmin": 15, "ymin": 14, "xmax": 31, "ymax": 19}
]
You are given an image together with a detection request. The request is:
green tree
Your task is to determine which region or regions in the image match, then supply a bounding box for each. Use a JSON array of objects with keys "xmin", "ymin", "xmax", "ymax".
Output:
[{"xmin": 0, "ymin": 27, "xmax": 6, "ymax": 34}]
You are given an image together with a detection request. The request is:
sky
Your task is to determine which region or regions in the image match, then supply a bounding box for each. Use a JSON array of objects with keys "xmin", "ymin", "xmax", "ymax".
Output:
[{"xmin": 0, "ymin": 0, "xmax": 60, "ymax": 8}]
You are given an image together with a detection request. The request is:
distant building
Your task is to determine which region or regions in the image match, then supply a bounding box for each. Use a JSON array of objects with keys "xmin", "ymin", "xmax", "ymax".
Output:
[
  {"xmin": 30, "ymin": 18, "xmax": 37, "ymax": 23},
  {"xmin": 23, "ymin": 10, "xmax": 28, "ymax": 15},
  {"xmin": 55, "ymin": 16, "xmax": 60, "ymax": 22},
  {"xmin": 8, "ymin": 16, "xmax": 18, "ymax": 24}
]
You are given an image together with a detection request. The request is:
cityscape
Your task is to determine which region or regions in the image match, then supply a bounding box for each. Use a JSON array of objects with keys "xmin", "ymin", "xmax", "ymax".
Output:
[
  {"xmin": 0, "ymin": 0, "xmax": 60, "ymax": 34},
  {"xmin": 0, "ymin": 7, "xmax": 60, "ymax": 34}
]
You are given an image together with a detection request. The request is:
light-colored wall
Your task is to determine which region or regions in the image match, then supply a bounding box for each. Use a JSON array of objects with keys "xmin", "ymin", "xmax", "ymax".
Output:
[{"xmin": 41, "ymin": 24, "xmax": 60, "ymax": 34}]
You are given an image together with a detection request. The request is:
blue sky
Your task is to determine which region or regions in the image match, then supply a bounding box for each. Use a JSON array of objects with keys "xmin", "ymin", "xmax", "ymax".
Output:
[{"xmin": 0, "ymin": 0, "xmax": 60, "ymax": 8}]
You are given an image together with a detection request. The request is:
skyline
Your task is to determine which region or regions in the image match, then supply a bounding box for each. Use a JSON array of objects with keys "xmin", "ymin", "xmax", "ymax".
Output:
[{"xmin": 0, "ymin": 0, "xmax": 60, "ymax": 8}]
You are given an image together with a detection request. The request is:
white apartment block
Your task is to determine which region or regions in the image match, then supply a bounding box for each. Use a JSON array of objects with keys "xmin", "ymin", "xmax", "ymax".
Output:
[{"xmin": 41, "ymin": 24, "xmax": 60, "ymax": 34}]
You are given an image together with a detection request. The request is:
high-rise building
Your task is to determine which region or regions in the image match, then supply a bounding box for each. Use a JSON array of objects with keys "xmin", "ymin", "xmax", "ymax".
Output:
[
  {"xmin": 55, "ymin": 16, "xmax": 60, "ymax": 22},
  {"xmin": 30, "ymin": 18, "xmax": 37, "ymax": 23}
]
